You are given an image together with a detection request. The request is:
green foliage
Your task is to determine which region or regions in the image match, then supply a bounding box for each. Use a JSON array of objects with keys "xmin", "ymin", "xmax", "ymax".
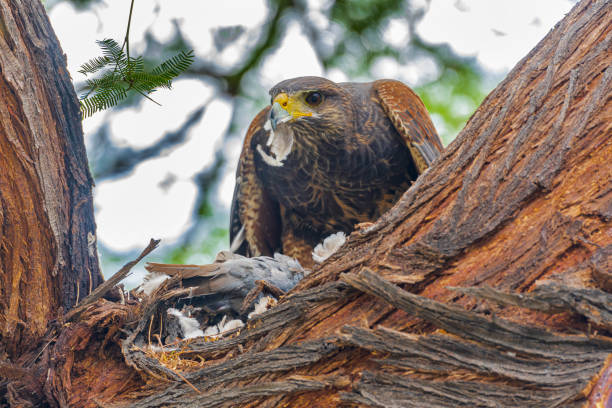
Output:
[
  {"xmin": 323, "ymin": 0, "xmax": 404, "ymax": 76},
  {"xmin": 168, "ymin": 227, "xmax": 229, "ymax": 264},
  {"xmin": 78, "ymin": 38, "xmax": 194, "ymax": 118},
  {"xmin": 413, "ymin": 40, "xmax": 490, "ymax": 145},
  {"xmin": 78, "ymin": 56, "xmax": 112, "ymax": 75},
  {"xmin": 417, "ymin": 67, "xmax": 487, "ymax": 146},
  {"xmin": 331, "ymin": 0, "xmax": 405, "ymax": 34}
]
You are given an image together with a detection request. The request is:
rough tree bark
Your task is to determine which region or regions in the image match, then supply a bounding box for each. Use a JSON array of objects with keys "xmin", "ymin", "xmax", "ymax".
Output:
[
  {"xmin": 0, "ymin": 0, "xmax": 103, "ymax": 361},
  {"xmin": 1, "ymin": 0, "xmax": 611, "ymax": 407}
]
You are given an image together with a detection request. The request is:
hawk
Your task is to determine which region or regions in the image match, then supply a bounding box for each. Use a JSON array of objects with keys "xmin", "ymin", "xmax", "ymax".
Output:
[{"xmin": 230, "ymin": 76, "xmax": 443, "ymax": 268}]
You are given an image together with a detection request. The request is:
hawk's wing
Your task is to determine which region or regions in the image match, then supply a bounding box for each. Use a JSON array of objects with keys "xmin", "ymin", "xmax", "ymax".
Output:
[
  {"xmin": 374, "ymin": 80, "xmax": 444, "ymax": 173},
  {"xmin": 229, "ymin": 106, "xmax": 282, "ymax": 257}
]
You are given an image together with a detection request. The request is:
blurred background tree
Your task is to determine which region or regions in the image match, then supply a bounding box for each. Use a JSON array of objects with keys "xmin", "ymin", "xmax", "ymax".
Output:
[{"xmin": 44, "ymin": 0, "xmax": 575, "ymax": 286}]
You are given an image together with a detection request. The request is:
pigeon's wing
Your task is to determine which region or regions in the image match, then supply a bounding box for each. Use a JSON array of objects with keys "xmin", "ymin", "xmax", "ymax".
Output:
[
  {"xmin": 145, "ymin": 262, "xmax": 244, "ymax": 295},
  {"xmin": 374, "ymin": 79, "xmax": 444, "ymax": 173},
  {"xmin": 145, "ymin": 253, "xmax": 306, "ymax": 297},
  {"xmin": 229, "ymin": 106, "xmax": 282, "ymax": 257}
]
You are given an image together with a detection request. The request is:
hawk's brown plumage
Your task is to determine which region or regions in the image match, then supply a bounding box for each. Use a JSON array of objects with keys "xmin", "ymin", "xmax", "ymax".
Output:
[{"xmin": 230, "ymin": 77, "xmax": 443, "ymax": 268}]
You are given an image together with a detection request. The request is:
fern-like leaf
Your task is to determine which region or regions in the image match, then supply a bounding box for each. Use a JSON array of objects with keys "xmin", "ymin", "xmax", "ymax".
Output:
[
  {"xmin": 80, "ymin": 72, "xmax": 123, "ymax": 96},
  {"xmin": 77, "ymin": 1, "xmax": 195, "ymax": 118},
  {"xmin": 126, "ymin": 55, "xmax": 144, "ymax": 74},
  {"xmin": 80, "ymin": 85, "xmax": 128, "ymax": 118},
  {"xmin": 78, "ymin": 37, "xmax": 194, "ymax": 118},
  {"xmin": 97, "ymin": 38, "xmax": 125, "ymax": 62},
  {"xmin": 128, "ymin": 72, "xmax": 173, "ymax": 91},
  {"xmin": 78, "ymin": 56, "xmax": 112, "ymax": 75},
  {"xmin": 151, "ymin": 50, "xmax": 195, "ymax": 80}
]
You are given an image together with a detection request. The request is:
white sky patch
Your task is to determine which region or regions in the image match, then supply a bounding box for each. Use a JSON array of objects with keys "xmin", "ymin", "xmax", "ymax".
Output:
[
  {"xmin": 261, "ymin": 23, "xmax": 323, "ymax": 88},
  {"xmin": 81, "ymin": 110, "xmax": 108, "ymax": 145},
  {"xmin": 403, "ymin": 56, "xmax": 440, "ymax": 86},
  {"xmin": 49, "ymin": 2, "xmax": 159, "ymax": 76},
  {"xmin": 306, "ymin": 10, "xmax": 330, "ymax": 32},
  {"xmin": 383, "ymin": 18, "xmax": 411, "ymax": 48},
  {"xmin": 108, "ymin": 80, "xmax": 215, "ymax": 148},
  {"xmin": 117, "ymin": 267, "xmax": 148, "ymax": 289},
  {"xmin": 49, "ymin": 3, "xmax": 102, "ymax": 76},
  {"xmin": 92, "ymin": 3, "xmax": 155, "ymax": 50},
  {"xmin": 417, "ymin": 0, "xmax": 574, "ymax": 72},
  {"xmin": 51, "ymin": 1, "xmax": 269, "ymax": 70},
  {"xmin": 326, "ymin": 68, "xmax": 349, "ymax": 83},
  {"xmin": 94, "ymin": 94, "xmax": 229, "ymax": 251},
  {"xmin": 430, "ymin": 113, "xmax": 450, "ymax": 144},
  {"xmin": 154, "ymin": 2, "xmax": 267, "ymax": 57},
  {"xmin": 371, "ymin": 56, "xmax": 400, "ymax": 80},
  {"xmin": 95, "ymin": 166, "xmax": 196, "ymax": 251},
  {"xmin": 305, "ymin": 0, "xmax": 334, "ymax": 10},
  {"xmin": 218, "ymin": 172, "xmax": 236, "ymax": 210},
  {"xmin": 453, "ymin": 95, "xmax": 478, "ymax": 117},
  {"xmin": 162, "ymin": 97, "xmax": 232, "ymax": 178},
  {"xmin": 371, "ymin": 54, "xmax": 440, "ymax": 87},
  {"xmin": 218, "ymin": 137, "xmax": 243, "ymax": 209}
]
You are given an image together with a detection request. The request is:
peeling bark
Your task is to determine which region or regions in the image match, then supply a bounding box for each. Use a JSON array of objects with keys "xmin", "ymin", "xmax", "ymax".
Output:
[{"xmin": 0, "ymin": 0, "xmax": 102, "ymax": 357}]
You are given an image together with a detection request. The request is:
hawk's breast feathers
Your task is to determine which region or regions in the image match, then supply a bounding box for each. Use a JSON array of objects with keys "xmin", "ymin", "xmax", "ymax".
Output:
[{"xmin": 230, "ymin": 77, "xmax": 443, "ymax": 267}]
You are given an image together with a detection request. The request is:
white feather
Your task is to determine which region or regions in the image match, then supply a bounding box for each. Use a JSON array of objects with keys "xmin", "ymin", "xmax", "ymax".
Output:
[
  {"xmin": 248, "ymin": 296, "xmax": 277, "ymax": 319},
  {"xmin": 203, "ymin": 315, "xmax": 244, "ymax": 340},
  {"xmin": 312, "ymin": 232, "xmax": 347, "ymax": 263},
  {"xmin": 229, "ymin": 225, "xmax": 246, "ymax": 253},
  {"xmin": 257, "ymin": 144, "xmax": 285, "ymax": 167},
  {"xmin": 167, "ymin": 308, "xmax": 204, "ymax": 339},
  {"xmin": 141, "ymin": 272, "xmax": 170, "ymax": 296},
  {"xmin": 256, "ymin": 125, "xmax": 294, "ymax": 167}
]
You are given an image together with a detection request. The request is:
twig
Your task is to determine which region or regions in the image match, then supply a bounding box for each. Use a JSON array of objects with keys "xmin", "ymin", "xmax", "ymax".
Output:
[
  {"xmin": 148, "ymin": 314, "xmax": 154, "ymax": 347},
  {"xmin": 134, "ymin": 89, "xmax": 162, "ymax": 106},
  {"xmin": 123, "ymin": 0, "xmax": 135, "ymax": 62},
  {"xmin": 65, "ymin": 238, "xmax": 160, "ymax": 322},
  {"xmin": 170, "ymin": 367, "xmax": 202, "ymax": 395},
  {"xmin": 240, "ymin": 280, "xmax": 286, "ymax": 314}
]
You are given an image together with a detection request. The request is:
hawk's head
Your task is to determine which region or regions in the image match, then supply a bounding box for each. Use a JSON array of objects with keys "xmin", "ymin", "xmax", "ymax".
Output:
[{"xmin": 257, "ymin": 77, "xmax": 354, "ymax": 167}]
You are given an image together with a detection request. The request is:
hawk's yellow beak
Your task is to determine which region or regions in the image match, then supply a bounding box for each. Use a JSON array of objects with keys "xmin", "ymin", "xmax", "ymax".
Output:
[{"xmin": 273, "ymin": 93, "xmax": 312, "ymax": 119}]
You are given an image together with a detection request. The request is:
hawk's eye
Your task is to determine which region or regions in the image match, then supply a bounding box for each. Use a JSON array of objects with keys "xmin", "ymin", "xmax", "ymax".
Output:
[{"xmin": 305, "ymin": 91, "xmax": 323, "ymax": 106}]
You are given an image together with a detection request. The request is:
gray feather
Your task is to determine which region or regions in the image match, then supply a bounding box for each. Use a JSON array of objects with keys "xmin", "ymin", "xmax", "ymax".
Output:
[{"xmin": 144, "ymin": 253, "xmax": 307, "ymax": 315}]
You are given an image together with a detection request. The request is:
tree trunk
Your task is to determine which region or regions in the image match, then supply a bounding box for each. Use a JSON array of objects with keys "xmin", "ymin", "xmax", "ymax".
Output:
[
  {"xmin": 0, "ymin": 0, "xmax": 102, "ymax": 360},
  {"xmin": 1, "ymin": 0, "xmax": 611, "ymax": 407}
]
